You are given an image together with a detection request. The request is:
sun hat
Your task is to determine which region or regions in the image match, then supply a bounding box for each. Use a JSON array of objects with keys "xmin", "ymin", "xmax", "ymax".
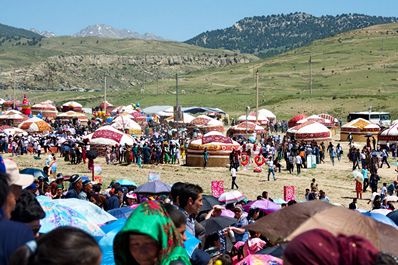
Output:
[{"xmin": 0, "ymin": 156, "xmax": 34, "ymax": 187}]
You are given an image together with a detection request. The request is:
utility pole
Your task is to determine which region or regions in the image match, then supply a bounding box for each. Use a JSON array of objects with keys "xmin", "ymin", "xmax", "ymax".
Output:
[
  {"xmin": 175, "ymin": 73, "xmax": 179, "ymax": 123},
  {"xmin": 309, "ymin": 55, "xmax": 313, "ymax": 95},
  {"xmin": 255, "ymin": 70, "xmax": 259, "ymax": 124},
  {"xmin": 13, "ymin": 77, "xmax": 16, "ymax": 109},
  {"xmin": 104, "ymin": 76, "xmax": 107, "ymax": 112}
]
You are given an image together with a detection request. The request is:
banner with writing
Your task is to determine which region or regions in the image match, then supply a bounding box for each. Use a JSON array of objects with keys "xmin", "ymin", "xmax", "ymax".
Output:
[{"xmin": 211, "ymin": 181, "xmax": 224, "ymax": 198}]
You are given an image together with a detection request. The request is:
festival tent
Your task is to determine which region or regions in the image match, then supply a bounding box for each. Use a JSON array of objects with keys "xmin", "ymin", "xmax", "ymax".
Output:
[
  {"xmin": 57, "ymin": 111, "xmax": 89, "ymax": 124},
  {"xmin": 111, "ymin": 117, "xmax": 142, "ymax": 135},
  {"xmin": 2, "ymin": 100, "xmax": 21, "ymax": 109},
  {"xmin": 62, "ymin": 101, "xmax": 83, "ymax": 112},
  {"xmin": 142, "ymin": 105, "xmax": 173, "ymax": 115},
  {"xmin": 392, "ymin": 120, "xmax": 398, "ymax": 125},
  {"xmin": 99, "ymin": 101, "xmax": 114, "ymax": 113},
  {"xmin": 287, "ymin": 121, "xmax": 331, "ymax": 142},
  {"xmin": 188, "ymin": 115, "xmax": 225, "ymax": 133},
  {"xmin": 227, "ymin": 121, "xmax": 265, "ymax": 138},
  {"xmin": 378, "ymin": 122, "xmax": 398, "ymax": 145},
  {"xmin": 288, "ymin": 114, "xmax": 307, "ymax": 128},
  {"xmin": 186, "ymin": 131, "xmax": 240, "ymax": 167},
  {"xmin": 31, "ymin": 102, "xmax": 58, "ymax": 119},
  {"xmin": 340, "ymin": 118, "xmax": 380, "ymax": 142},
  {"xmin": 18, "ymin": 117, "xmax": 52, "ymax": 133},
  {"xmin": 296, "ymin": 114, "xmax": 336, "ymax": 128},
  {"xmin": 111, "ymin": 105, "xmax": 138, "ymax": 115},
  {"xmin": 237, "ymin": 114, "xmax": 269, "ymax": 127},
  {"xmin": 0, "ymin": 110, "xmax": 28, "ymax": 126},
  {"xmin": 88, "ymin": 125, "xmax": 135, "ymax": 146},
  {"xmin": 0, "ymin": 126, "xmax": 27, "ymax": 136}
]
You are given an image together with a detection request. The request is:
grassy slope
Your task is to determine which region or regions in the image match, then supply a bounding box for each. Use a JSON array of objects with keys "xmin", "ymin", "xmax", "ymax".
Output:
[{"xmin": 3, "ymin": 23, "xmax": 398, "ymax": 121}]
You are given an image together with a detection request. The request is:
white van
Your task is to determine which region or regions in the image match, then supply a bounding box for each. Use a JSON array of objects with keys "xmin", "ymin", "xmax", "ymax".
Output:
[{"xmin": 347, "ymin": 112, "xmax": 391, "ymax": 127}]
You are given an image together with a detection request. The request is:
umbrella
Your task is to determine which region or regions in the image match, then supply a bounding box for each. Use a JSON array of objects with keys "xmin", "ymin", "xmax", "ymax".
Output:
[
  {"xmin": 98, "ymin": 218, "xmax": 127, "ymax": 265},
  {"xmin": 185, "ymin": 231, "xmax": 201, "ymax": 257},
  {"xmin": 236, "ymin": 254, "xmax": 283, "ymax": 265},
  {"xmin": 248, "ymin": 201, "xmax": 398, "ymax": 256},
  {"xmin": 352, "ymin": 170, "xmax": 363, "ymax": 183},
  {"xmin": 218, "ymin": 191, "xmax": 246, "ymax": 204},
  {"xmin": 370, "ymin": 209, "xmax": 392, "ymax": 216},
  {"xmin": 272, "ymin": 198, "xmax": 287, "ymax": 204},
  {"xmin": 220, "ymin": 209, "xmax": 235, "ymax": 218},
  {"xmin": 256, "ymin": 244, "xmax": 286, "ymax": 258},
  {"xmin": 38, "ymin": 200, "xmax": 105, "ymax": 236},
  {"xmin": 107, "ymin": 207, "xmax": 134, "ymax": 219},
  {"xmin": 200, "ymin": 195, "xmax": 220, "ymax": 212},
  {"xmin": 385, "ymin": 195, "xmax": 398, "ymax": 202},
  {"xmin": 87, "ymin": 149, "xmax": 98, "ymax": 160},
  {"xmin": 200, "ymin": 216, "xmax": 236, "ymax": 235},
  {"xmin": 387, "ymin": 210, "xmax": 398, "ymax": 226},
  {"xmin": 18, "ymin": 117, "xmax": 52, "ymax": 133},
  {"xmin": 135, "ymin": 180, "xmax": 171, "ymax": 194},
  {"xmin": 20, "ymin": 168, "xmax": 48, "ymax": 179},
  {"xmin": 116, "ymin": 179, "xmax": 137, "ymax": 187},
  {"xmin": 51, "ymin": 198, "xmax": 116, "ymax": 225},
  {"xmin": 361, "ymin": 212, "xmax": 398, "ymax": 228},
  {"xmin": 243, "ymin": 199, "xmax": 281, "ymax": 214}
]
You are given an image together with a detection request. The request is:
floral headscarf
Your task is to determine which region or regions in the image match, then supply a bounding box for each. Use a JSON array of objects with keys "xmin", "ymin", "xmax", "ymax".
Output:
[{"xmin": 113, "ymin": 201, "xmax": 191, "ymax": 265}]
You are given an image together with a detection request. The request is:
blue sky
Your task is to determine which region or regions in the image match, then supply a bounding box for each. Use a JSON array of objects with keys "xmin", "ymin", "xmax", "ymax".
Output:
[{"xmin": 2, "ymin": 0, "xmax": 398, "ymax": 41}]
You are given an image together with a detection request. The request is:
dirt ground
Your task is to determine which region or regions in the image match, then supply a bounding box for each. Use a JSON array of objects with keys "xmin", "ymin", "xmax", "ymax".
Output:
[{"xmin": 7, "ymin": 141, "xmax": 398, "ymax": 210}]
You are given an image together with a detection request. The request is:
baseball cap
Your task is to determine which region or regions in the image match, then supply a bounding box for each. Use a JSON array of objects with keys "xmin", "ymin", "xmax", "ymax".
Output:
[
  {"xmin": 69, "ymin": 174, "xmax": 82, "ymax": 184},
  {"xmin": 0, "ymin": 157, "xmax": 34, "ymax": 187}
]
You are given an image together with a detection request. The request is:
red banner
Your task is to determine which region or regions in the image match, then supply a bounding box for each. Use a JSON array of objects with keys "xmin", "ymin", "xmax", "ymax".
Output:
[
  {"xmin": 284, "ymin": 186, "xmax": 296, "ymax": 202},
  {"xmin": 92, "ymin": 129, "xmax": 123, "ymax": 143},
  {"xmin": 202, "ymin": 135, "xmax": 233, "ymax": 144}
]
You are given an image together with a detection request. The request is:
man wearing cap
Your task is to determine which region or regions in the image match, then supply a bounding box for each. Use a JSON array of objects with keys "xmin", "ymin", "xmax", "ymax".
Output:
[
  {"xmin": 105, "ymin": 187, "xmax": 123, "ymax": 210},
  {"xmin": 228, "ymin": 205, "xmax": 249, "ymax": 243},
  {"xmin": 0, "ymin": 159, "xmax": 34, "ymax": 265},
  {"xmin": 80, "ymin": 179, "xmax": 94, "ymax": 201},
  {"xmin": 65, "ymin": 174, "xmax": 83, "ymax": 199}
]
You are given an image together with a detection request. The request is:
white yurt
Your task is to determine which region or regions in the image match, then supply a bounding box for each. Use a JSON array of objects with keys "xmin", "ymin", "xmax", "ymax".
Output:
[
  {"xmin": 62, "ymin": 101, "xmax": 83, "ymax": 112},
  {"xmin": 189, "ymin": 115, "xmax": 224, "ymax": 133},
  {"xmin": 378, "ymin": 123, "xmax": 398, "ymax": 145},
  {"xmin": 31, "ymin": 102, "xmax": 58, "ymax": 119},
  {"xmin": 287, "ymin": 121, "xmax": 331, "ymax": 142},
  {"xmin": 111, "ymin": 118, "xmax": 142, "ymax": 135},
  {"xmin": 227, "ymin": 121, "xmax": 265, "ymax": 138},
  {"xmin": 186, "ymin": 131, "xmax": 240, "ymax": 167}
]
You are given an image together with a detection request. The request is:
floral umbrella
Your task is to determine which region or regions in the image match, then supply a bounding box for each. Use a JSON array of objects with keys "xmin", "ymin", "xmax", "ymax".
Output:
[
  {"xmin": 18, "ymin": 117, "xmax": 52, "ymax": 133},
  {"xmin": 236, "ymin": 254, "xmax": 283, "ymax": 265},
  {"xmin": 218, "ymin": 190, "xmax": 246, "ymax": 204}
]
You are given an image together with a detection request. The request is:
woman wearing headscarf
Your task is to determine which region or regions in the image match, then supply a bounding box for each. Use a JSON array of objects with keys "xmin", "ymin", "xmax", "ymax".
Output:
[
  {"xmin": 113, "ymin": 201, "xmax": 191, "ymax": 265},
  {"xmin": 283, "ymin": 229, "xmax": 397, "ymax": 265}
]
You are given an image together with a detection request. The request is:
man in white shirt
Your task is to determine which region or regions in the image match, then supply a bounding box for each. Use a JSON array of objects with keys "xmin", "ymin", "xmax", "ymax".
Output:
[
  {"xmin": 231, "ymin": 167, "xmax": 238, "ymax": 189},
  {"xmin": 295, "ymin": 155, "xmax": 302, "ymax": 175},
  {"xmin": 267, "ymin": 158, "xmax": 276, "ymax": 181}
]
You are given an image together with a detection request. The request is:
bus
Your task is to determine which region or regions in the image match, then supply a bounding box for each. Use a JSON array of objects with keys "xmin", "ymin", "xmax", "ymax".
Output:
[{"xmin": 347, "ymin": 111, "xmax": 391, "ymax": 127}]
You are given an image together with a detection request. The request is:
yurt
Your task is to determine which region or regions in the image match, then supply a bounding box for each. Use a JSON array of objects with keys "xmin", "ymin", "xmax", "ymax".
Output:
[
  {"xmin": 378, "ymin": 123, "xmax": 398, "ymax": 145},
  {"xmin": 31, "ymin": 102, "xmax": 58, "ymax": 119},
  {"xmin": 287, "ymin": 121, "xmax": 332, "ymax": 142},
  {"xmin": 257, "ymin": 109, "xmax": 277, "ymax": 124},
  {"xmin": 0, "ymin": 110, "xmax": 28, "ymax": 126},
  {"xmin": 288, "ymin": 114, "xmax": 307, "ymax": 128},
  {"xmin": 165, "ymin": 113, "xmax": 195, "ymax": 124},
  {"xmin": 227, "ymin": 121, "xmax": 265, "ymax": 138},
  {"xmin": 57, "ymin": 111, "xmax": 88, "ymax": 125},
  {"xmin": 18, "ymin": 117, "xmax": 52, "ymax": 133},
  {"xmin": 2, "ymin": 100, "xmax": 21, "ymax": 110},
  {"xmin": 237, "ymin": 114, "xmax": 269, "ymax": 127},
  {"xmin": 85, "ymin": 126, "xmax": 135, "ymax": 155},
  {"xmin": 340, "ymin": 118, "xmax": 380, "ymax": 142},
  {"xmin": 111, "ymin": 118, "xmax": 142, "ymax": 135},
  {"xmin": 62, "ymin": 101, "xmax": 83, "ymax": 112},
  {"xmin": 186, "ymin": 131, "xmax": 240, "ymax": 167},
  {"xmin": 189, "ymin": 115, "xmax": 224, "ymax": 134},
  {"xmin": 0, "ymin": 125, "xmax": 27, "ymax": 136},
  {"xmin": 99, "ymin": 101, "xmax": 114, "ymax": 113}
]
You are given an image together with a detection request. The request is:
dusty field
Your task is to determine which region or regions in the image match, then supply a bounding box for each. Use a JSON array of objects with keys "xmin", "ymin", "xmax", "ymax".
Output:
[{"xmin": 7, "ymin": 141, "xmax": 397, "ymax": 210}]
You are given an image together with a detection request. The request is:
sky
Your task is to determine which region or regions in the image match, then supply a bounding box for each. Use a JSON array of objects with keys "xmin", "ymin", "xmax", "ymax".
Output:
[{"xmin": 2, "ymin": 0, "xmax": 398, "ymax": 41}]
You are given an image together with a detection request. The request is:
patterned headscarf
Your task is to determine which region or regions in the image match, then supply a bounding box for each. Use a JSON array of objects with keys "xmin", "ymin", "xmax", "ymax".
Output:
[
  {"xmin": 284, "ymin": 229, "xmax": 378, "ymax": 265},
  {"xmin": 113, "ymin": 201, "xmax": 191, "ymax": 265}
]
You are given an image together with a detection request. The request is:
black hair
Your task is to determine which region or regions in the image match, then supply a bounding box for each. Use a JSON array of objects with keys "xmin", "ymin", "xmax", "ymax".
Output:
[
  {"xmin": 170, "ymin": 182, "xmax": 185, "ymax": 205},
  {"xmin": 11, "ymin": 190, "xmax": 46, "ymax": 223},
  {"xmin": 9, "ymin": 227, "xmax": 101, "ymax": 265},
  {"xmin": 374, "ymin": 252, "xmax": 398, "ymax": 265},
  {"xmin": 178, "ymin": 183, "xmax": 203, "ymax": 209},
  {"xmin": 0, "ymin": 173, "xmax": 10, "ymax": 207},
  {"xmin": 163, "ymin": 203, "xmax": 186, "ymax": 228},
  {"xmin": 287, "ymin": 200, "xmax": 297, "ymax": 206}
]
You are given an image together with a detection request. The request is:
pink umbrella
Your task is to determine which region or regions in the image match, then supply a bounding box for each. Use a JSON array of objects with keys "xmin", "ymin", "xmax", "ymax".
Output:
[
  {"xmin": 243, "ymin": 199, "xmax": 281, "ymax": 214},
  {"xmin": 236, "ymin": 254, "xmax": 283, "ymax": 265},
  {"xmin": 220, "ymin": 209, "xmax": 235, "ymax": 218}
]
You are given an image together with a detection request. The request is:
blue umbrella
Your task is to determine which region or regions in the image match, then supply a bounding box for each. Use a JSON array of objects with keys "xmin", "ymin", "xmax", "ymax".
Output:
[
  {"xmin": 20, "ymin": 168, "xmax": 48, "ymax": 178},
  {"xmin": 387, "ymin": 210, "xmax": 398, "ymax": 226},
  {"xmin": 38, "ymin": 200, "xmax": 105, "ymax": 236},
  {"xmin": 185, "ymin": 231, "xmax": 201, "ymax": 257},
  {"xmin": 107, "ymin": 207, "xmax": 134, "ymax": 219},
  {"xmin": 116, "ymin": 179, "xmax": 137, "ymax": 187},
  {"xmin": 37, "ymin": 197, "xmax": 116, "ymax": 225},
  {"xmin": 98, "ymin": 218, "xmax": 127, "ymax": 265},
  {"xmin": 135, "ymin": 180, "xmax": 171, "ymax": 194},
  {"xmin": 362, "ymin": 212, "xmax": 398, "ymax": 228}
]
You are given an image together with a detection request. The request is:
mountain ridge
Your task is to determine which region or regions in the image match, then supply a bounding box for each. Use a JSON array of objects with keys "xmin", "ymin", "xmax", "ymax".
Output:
[{"xmin": 73, "ymin": 24, "xmax": 164, "ymax": 40}]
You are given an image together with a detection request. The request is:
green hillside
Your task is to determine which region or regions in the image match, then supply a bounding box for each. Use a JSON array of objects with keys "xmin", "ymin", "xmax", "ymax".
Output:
[{"xmin": 3, "ymin": 23, "xmax": 398, "ymax": 121}]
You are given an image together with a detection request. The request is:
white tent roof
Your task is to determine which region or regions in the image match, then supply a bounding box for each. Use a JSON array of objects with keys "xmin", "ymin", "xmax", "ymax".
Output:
[
  {"xmin": 90, "ymin": 125, "xmax": 135, "ymax": 146},
  {"xmin": 111, "ymin": 118, "xmax": 141, "ymax": 131},
  {"xmin": 62, "ymin": 101, "xmax": 82, "ymax": 108},
  {"xmin": 237, "ymin": 114, "xmax": 269, "ymax": 124},
  {"xmin": 342, "ymin": 118, "xmax": 380, "ymax": 130},
  {"xmin": 288, "ymin": 121, "xmax": 331, "ymax": 140},
  {"xmin": 190, "ymin": 115, "xmax": 223, "ymax": 127},
  {"xmin": 380, "ymin": 123, "xmax": 398, "ymax": 137}
]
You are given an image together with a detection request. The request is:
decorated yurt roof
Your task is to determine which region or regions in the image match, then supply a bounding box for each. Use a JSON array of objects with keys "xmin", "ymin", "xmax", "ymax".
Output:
[
  {"xmin": 237, "ymin": 114, "xmax": 269, "ymax": 125},
  {"xmin": 111, "ymin": 118, "xmax": 141, "ymax": 131},
  {"xmin": 57, "ymin": 111, "xmax": 88, "ymax": 120},
  {"xmin": 62, "ymin": 101, "xmax": 82, "ymax": 108},
  {"xmin": 288, "ymin": 114, "xmax": 307, "ymax": 127},
  {"xmin": 341, "ymin": 118, "xmax": 380, "ymax": 131},
  {"xmin": 0, "ymin": 110, "xmax": 27, "ymax": 120},
  {"xmin": 18, "ymin": 117, "xmax": 52, "ymax": 133},
  {"xmin": 296, "ymin": 114, "xmax": 335, "ymax": 127},
  {"xmin": 32, "ymin": 103, "xmax": 57, "ymax": 111},
  {"xmin": 166, "ymin": 113, "xmax": 195, "ymax": 124},
  {"xmin": 289, "ymin": 121, "xmax": 331, "ymax": 141},
  {"xmin": 228, "ymin": 121, "xmax": 265, "ymax": 133},
  {"xmin": 379, "ymin": 123, "xmax": 398, "ymax": 142},
  {"xmin": 190, "ymin": 115, "xmax": 223, "ymax": 127},
  {"xmin": 190, "ymin": 131, "xmax": 238, "ymax": 146},
  {"xmin": 89, "ymin": 125, "xmax": 135, "ymax": 146}
]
